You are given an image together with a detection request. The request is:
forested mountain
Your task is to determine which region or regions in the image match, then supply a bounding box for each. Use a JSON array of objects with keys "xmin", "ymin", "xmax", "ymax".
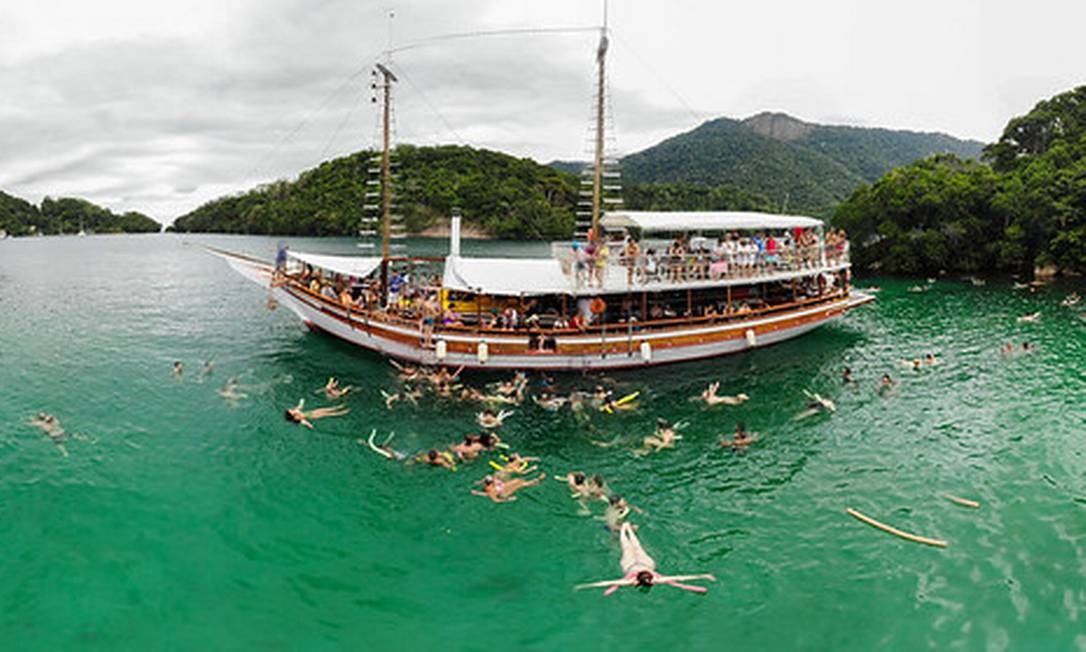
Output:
[
  {"xmin": 622, "ymin": 112, "xmax": 983, "ymax": 214},
  {"xmin": 171, "ymin": 145, "xmax": 581, "ymax": 239},
  {"xmin": 833, "ymin": 87, "xmax": 1086, "ymax": 276},
  {"xmin": 0, "ymin": 192, "xmax": 160, "ymax": 236}
]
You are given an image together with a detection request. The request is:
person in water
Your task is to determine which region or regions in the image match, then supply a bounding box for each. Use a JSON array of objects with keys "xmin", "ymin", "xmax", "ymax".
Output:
[
  {"xmin": 533, "ymin": 391, "xmax": 569, "ymax": 411},
  {"xmin": 924, "ymin": 353, "xmax": 939, "ymax": 366},
  {"xmin": 476, "ymin": 408, "xmax": 510, "ymax": 429},
  {"xmin": 418, "ymin": 448, "xmax": 456, "ymax": 470},
  {"xmin": 451, "ymin": 432, "xmax": 500, "ymax": 461},
  {"xmin": 30, "ymin": 412, "xmax": 69, "ymax": 456},
  {"xmin": 700, "ymin": 381, "xmax": 749, "ymax": 406},
  {"xmin": 319, "ymin": 377, "xmax": 353, "ymax": 400},
  {"xmin": 283, "ymin": 399, "xmax": 350, "ymax": 429},
  {"xmin": 172, "ymin": 361, "xmax": 183, "ymax": 377},
  {"xmin": 603, "ymin": 494, "xmax": 636, "ymax": 532},
  {"xmin": 877, "ymin": 373, "xmax": 896, "ymax": 397},
  {"xmin": 636, "ymin": 418, "xmax": 680, "ymax": 455},
  {"xmin": 576, "ymin": 522, "xmax": 716, "ymax": 595},
  {"xmin": 841, "ymin": 368, "xmax": 857, "ymax": 386},
  {"xmin": 720, "ymin": 423, "xmax": 756, "ymax": 449},
  {"xmin": 218, "ymin": 377, "xmax": 247, "ymax": 406},
  {"xmin": 794, "ymin": 392, "xmax": 835, "ymax": 420},
  {"xmin": 471, "ymin": 473, "xmax": 546, "ymax": 503},
  {"xmin": 494, "ymin": 452, "xmax": 539, "ymax": 477}
]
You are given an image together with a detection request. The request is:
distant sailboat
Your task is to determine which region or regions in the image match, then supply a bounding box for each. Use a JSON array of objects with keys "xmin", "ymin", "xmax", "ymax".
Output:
[{"xmin": 78, "ymin": 216, "xmax": 86, "ymax": 237}]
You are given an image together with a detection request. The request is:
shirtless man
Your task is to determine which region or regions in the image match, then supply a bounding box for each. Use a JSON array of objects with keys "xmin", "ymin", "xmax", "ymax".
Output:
[
  {"xmin": 576, "ymin": 522, "xmax": 716, "ymax": 595},
  {"xmin": 451, "ymin": 432, "xmax": 501, "ymax": 461},
  {"xmin": 636, "ymin": 418, "xmax": 681, "ymax": 455},
  {"xmin": 172, "ymin": 361, "xmax": 183, "ymax": 378},
  {"xmin": 533, "ymin": 391, "xmax": 569, "ymax": 411},
  {"xmin": 841, "ymin": 368, "xmax": 857, "ymax": 386},
  {"xmin": 794, "ymin": 392, "xmax": 835, "ymax": 420},
  {"xmin": 283, "ymin": 399, "xmax": 350, "ymax": 429},
  {"xmin": 877, "ymin": 373, "xmax": 896, "ymax": 397},
  {"xmin": 493, "ymin": 452, "xmax": 540, "ymax": 477},
  {"xmin": 218, "ymin": 377, "xmax": 247, "ymax": 406},
  {"xmin": 30, "ymin": 412, "xmax": 69, "ymax": 456},
  {"xmin": 699, "ymin": 381, "xmax": 749, "ymax": 406},
  {"xmin": 472, "ymin": 473, "xmax": 546, "ymax": 503},
  {"xmin": 319, "ymin": 377, "xmax": 353, "ymax": 400},
  {"xmin": 417, "ymin": 449, "xmax": 456, "ymax": 470},
  {"xmin": 476, "ymin": 408, "xmax": 512, "ymax": 429},
  {"xmin": 720, "ymin": 423, "xmax": 756, "ymax": 449}
]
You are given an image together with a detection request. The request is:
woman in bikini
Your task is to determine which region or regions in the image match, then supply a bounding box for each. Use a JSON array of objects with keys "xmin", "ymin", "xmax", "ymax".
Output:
[
  {"xmin": 471, "ymin": 473, "xmax": 546, "ymax": 503},
  {"xmin": 577, "ymin": 522, "xmax": 716, "ymax": 595},
  {"xmin": 283, "ymin": 399, "xmax": 350, "ymax": 429}
]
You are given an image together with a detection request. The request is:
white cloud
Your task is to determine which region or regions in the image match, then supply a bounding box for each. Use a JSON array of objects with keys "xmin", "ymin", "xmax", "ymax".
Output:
[{"xmin": 1, "ymin": 0, "xmax": 1083, "ymax": 223}]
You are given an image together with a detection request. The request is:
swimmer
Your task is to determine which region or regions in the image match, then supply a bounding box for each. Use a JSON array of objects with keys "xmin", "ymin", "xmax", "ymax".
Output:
[
  {"xmin": 476, "ymin": 408, "xmax": 513, "ymax": 429},
  {"xmin": 389, "ymin": 359, "xmax": 422, "ymax": 382},
  {"xmin": 1001, "ymin": 342, "xmax": 1016, "ymax": 355},
  {"xmin": 599, "ymin": 392, "xmax": 639, "ymax": 413},
  {"xmin": 924, "ymin": 353, "xmax": 939, "ymax": 366},
  {"xmin": 471, "ymin": 473, "xmax": 546, "ymax": 503},
  {"xmin": 602, "ymin": 495, "xmax": 640, "ymax": 532},
  {"xmin": 1062, "ymin": 292, "xmax": 1081, "ymax": 307},
  {"xmin": 720, "ymin": 423, "xmax": 757, "ymax": 449},
  {"xmin": 362, "ymin": 429, "xmax": 407, "ymax": 461},
  {"xmin": 576, "ymin": 522, "xmax": 716, "ymax": 595},
  {"xmin": 451, "ymin": 432, "xmax": 501, "ymax": 461},
  {"xmin": 172, "ymin": 361, "xmax": 183, "ymax": 377},
  {"xmin": 495, "ymin": 371, "xmax": 528, "ymax": 397},
  {"xmin": 841, "ymin": 367, "xmax": 857, "ymax": 386},
  {"xmin": 459, "ymin": 386, "xmax": 488, "ymax": 403},
  {"xmin": 493, "ymin": 452, "xmax": 540, "ymax": 477},
  {"xmin": 417, "ymin": 448, "xmax": 456, "ymax": 470},
  {"xmin": 29, "ymin": 412, "xmax": 69, "ymax": 456},
  {"xmin": 218, "ymin": 377, "xmax": 247, "ymax": 406},
  {"xmin": 318, "ymin": 377, "xmax": 353, "ymax": 400},
  {"xmin": 1021, "ymin": 341, "xmax": 1033, "ymax": 353},
  {"xmin": 1017, "ymin": 312, "xmax": 1041, "ymax": 323},
  {"xmin": 380, "ymin": 389, "xmax": 400, "ymax": 409},
  {"xmin": 635, "ymin": 418, "xmax": 682, "ymax": 455},
  {"xmin": 699, "ymin": 381, "xmax": 749, "ymax": 406},
  {"xmin": 283, "ymin": 399, "xmax": 350, "ymax": 429},
  {"xmin": 202, "ymin": 360, "xmax": 214, "ymax": 376},
  {"xmin": 907, "ymin": 285, "xmax": 927, "ymax": 293},
  {"xmin": 1013, "ymin": 281, "xmax": 1030, "ymax": 290},
  {"xmin": 532, "ymin": 391, "xmax": 569, "ymax": 411},
  {"xmin": 877, "ymin": 373, "xmax": 896, "ymax": 397},
  {"xmin": 794, "ymin": 391, "xmax": 836, "ymax": 420}
]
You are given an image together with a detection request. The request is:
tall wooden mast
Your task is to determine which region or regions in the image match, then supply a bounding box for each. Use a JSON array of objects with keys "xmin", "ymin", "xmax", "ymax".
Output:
[
  {"xmin": 375, "ymin": 62, "xmax": 397, "ymax": 303},
  {"xmin": 590, "ymin": 21, "xmax": 608, "ymax": 243}
]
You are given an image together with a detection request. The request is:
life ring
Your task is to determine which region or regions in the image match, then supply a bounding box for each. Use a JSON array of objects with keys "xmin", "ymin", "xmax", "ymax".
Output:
[{"xmin": 589, "ymin": 297, "xmax": 607, "ymax": 315}]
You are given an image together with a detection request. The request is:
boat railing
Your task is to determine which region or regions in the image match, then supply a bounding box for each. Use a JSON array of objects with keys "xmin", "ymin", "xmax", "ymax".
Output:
[
  {"xmin": 550, "ymin": 240, "xmax": 849, "ymax": 292},
  {"xmin": 283, "ymin": 275, "xmax": 848, "ymax": 340}
]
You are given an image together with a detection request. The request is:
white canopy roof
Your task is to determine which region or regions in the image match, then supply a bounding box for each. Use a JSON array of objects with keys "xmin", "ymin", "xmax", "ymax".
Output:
[
  {"xmin": 287, "ymin": 251, "xmax": 383, "ymax": 279},
  {"xmin": 442, "ymin": 256, "xmax": 572, "ymax": 296},
  {"xmin": 601, "ymin": 210, "xmax": 822, "ymax": 233}
]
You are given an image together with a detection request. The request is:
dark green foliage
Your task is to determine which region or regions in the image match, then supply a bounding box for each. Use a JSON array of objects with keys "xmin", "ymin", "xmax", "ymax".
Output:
[
  {"xmin": 623, "ymin": 182, "xmax": 774, "ymax": 213},
  {"xmin": 171, "ymin": 145, "xmax": 581, "ymax": 239},
  {"xmin": 0, "ymin": 191, "xmax": 42, "ymax": 236},
  {"xmin": 0, "ymin": 192, "xmax": 159, "ymax": 236},
  {"xmin": 623, "ymin": 113, "xmax": 983, "ymax": 214},
  {"xmin": 835, "ymin": 87, "xmax": 1086, "ymax": 276}
]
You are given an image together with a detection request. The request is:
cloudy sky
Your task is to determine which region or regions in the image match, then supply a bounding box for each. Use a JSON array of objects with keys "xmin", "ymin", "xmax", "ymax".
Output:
[{"xmin": 1, "ymin": 0, "xmax": 1083, "ymax": 223}]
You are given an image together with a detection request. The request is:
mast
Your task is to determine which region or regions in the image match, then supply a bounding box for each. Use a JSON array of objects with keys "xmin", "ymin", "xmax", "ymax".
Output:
[
  {"xmin": 375, "ymin": 62, "xmax": 397, "ymax": 304},
  {"xmin": 590, "ymin": 20, "xmax": 608, "ymax": 243}
]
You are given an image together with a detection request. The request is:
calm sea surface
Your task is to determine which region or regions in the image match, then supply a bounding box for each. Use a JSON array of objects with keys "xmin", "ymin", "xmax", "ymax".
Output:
[{"xmin": 1, "ymin": 234, "xmax": 1084, "ymax": 650}]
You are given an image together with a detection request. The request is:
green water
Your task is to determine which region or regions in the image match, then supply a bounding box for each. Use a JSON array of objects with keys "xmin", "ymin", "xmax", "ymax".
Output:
[{"xmin": 1, "ymin": 234, "xmax": 1084, "ymax": 650}]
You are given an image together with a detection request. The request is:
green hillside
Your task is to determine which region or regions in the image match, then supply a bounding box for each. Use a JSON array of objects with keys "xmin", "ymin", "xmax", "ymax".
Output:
[
  {"xmin": 833, "ymin": 87, "xmax": 1086, "ymax": 276},
  {"xmin": 172, "ymin": 145, "xmax": 583, "ymax": 239},
  {"xmin": 622, "ymin": 112, "xmax": 983, "ymax": 214},
  {"xmin": 0, "ymin": 191, "xmax": 159, "ymax": 236}
]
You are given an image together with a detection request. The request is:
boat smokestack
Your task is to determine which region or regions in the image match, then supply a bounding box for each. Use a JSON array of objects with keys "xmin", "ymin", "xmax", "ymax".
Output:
[{"xmin": 450, "ymin": 207, "xmax": 462, "ymax": 257}]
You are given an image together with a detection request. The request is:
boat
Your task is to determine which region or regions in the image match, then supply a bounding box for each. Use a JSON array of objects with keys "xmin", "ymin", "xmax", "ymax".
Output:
[{"xmin": 214, "ymin": 25, "xmax": 873, "ymax": 370}]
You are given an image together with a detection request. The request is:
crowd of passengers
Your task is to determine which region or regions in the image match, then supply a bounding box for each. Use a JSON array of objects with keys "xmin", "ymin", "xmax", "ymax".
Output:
[
  {"xmin": 283, "ymin": 261, "xmax": 840, "ymax": 338},
  {"xmin": 570, "ymin": 228, "xmax": 849, "ymax": 287}
]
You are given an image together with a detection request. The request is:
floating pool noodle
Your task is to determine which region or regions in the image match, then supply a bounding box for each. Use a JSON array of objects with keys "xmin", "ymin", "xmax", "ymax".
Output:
[
  {"xmin": 846, "ymin": 507, "xmax": 948, "ymax": 548},
  {"xmin": 943, "ymin": 494, "xmax": 980, "ymax": 509}
]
